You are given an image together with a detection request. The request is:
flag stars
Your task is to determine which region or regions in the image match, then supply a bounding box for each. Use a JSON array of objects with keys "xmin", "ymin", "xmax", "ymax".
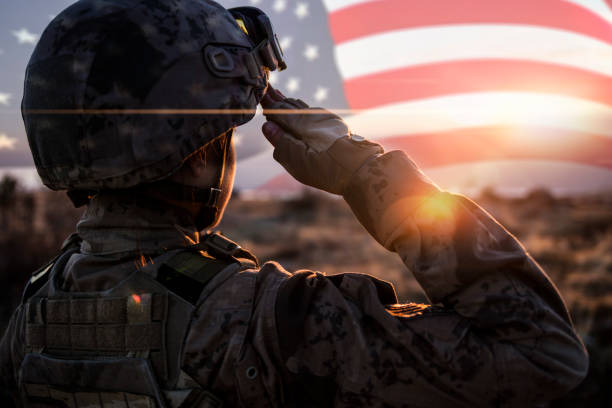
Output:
[
  {"xmin": 233, "ymin": 130, "xmax": 243, "ymax": 146},
  {"xmin": 0, "ymin": 134, "xmax": 17, "ymax": 150},
  {"xmin": 314, "ymin": 87, "xmax": 329, "ymax": 102},
  {"xmin": 303, "ymin": 44, "xmax": 319, "ymax": 61},
  {"xmin": 279, "ymin": 36, "xmax": 292, "ymax": 51},
  {"xmin": 268, "ymin": 71, "xmax": 279, "ymax": 86},
  {"xmin": 273, "ymin": 0, "xmax": 287, "ymax": 13},
  {"xmin": 286, "ymin": 77, "xmax": 300, "ymax": 93},
  {"xmin": 295, "ymin": 2, "xmax": 309, "ymax": 19},
  {"xmin": 0, "ymin": 93, "xmax": 12, "ymax": 106},
  {"xmin": 12, "ymin": 28, "xmax": 39, "ymax": 45}
]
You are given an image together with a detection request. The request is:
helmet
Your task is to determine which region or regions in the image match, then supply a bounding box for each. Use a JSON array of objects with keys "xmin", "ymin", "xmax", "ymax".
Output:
[{"xmin": 22, "ymin": 0, "xmax": 285, "ymax": 191}]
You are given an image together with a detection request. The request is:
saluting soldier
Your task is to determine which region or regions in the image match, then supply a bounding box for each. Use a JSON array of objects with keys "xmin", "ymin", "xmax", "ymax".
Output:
[{"xmin": 0, "ymin": 0, "xmax": 588, "ymax": 407}]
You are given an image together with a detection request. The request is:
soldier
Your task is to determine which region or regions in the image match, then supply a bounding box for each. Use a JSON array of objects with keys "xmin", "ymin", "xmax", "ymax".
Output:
[{"xmin": 0, "ymin": 0, "xmax": 588, "ymax": 407}]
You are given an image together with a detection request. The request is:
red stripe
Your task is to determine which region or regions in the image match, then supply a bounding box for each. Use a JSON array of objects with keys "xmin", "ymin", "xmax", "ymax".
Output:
[
  {"xmin": 257, "ymin": 127, "xmax": 612, "ymax": 191},
  {"xmin": 329, "ymin": 0, "xmax": 612, "ymax": 45},
  {"xmin": 343, "ymin": 59, "xmax": 612, "ymax": 109},
  {"xmin": 380, "ymin": 127, "xmax": 612, "ymax": 169}
]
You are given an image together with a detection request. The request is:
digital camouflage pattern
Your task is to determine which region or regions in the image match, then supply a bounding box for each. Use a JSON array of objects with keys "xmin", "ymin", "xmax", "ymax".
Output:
[
  {"xmin": 0, "ymin": 149, "xmax": 588, "ymax": 407},
  {"xmin": 23, "ymin": 0, "xmax": 267, "ymax": 191}
]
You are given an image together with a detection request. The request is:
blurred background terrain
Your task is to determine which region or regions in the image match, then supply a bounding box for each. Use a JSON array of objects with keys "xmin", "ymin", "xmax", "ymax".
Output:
[{"xmin": 0, "ymin": 174, "xmax": 611, "ymax": 405}]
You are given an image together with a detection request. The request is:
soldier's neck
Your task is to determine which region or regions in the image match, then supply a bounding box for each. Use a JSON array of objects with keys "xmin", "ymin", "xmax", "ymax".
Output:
[{"xmin": 76, "ymin": 191, "xmax": 201, "ymax": 258}]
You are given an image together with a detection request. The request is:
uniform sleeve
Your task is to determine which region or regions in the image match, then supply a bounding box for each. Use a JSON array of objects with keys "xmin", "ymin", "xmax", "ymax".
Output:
[{"xmin": 274, "ymin": 151, "xmax": 589, "ymax": 407}]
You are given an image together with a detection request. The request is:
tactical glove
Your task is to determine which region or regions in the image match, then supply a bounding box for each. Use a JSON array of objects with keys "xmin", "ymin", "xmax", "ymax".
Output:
[{"xmin": 261, "ymin": 88, "xmax": 384, "ymax": 195}]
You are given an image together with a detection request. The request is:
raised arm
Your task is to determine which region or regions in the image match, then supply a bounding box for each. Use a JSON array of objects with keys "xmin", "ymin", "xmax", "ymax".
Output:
[{"xmin": 261, "ymin": 88, "xmax": 588, "ymax": 406}]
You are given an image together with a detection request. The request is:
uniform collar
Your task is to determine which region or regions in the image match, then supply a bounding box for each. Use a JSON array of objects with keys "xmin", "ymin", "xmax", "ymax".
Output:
[{"xmin": 77, "ymin": 190, "xmax": 201, "ymax": 258}]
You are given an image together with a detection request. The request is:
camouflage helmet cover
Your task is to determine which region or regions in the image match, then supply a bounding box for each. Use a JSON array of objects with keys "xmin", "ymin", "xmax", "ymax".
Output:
[{"xmin": 23, "ymin": 0, "xmax": 269, "ymax": 190}]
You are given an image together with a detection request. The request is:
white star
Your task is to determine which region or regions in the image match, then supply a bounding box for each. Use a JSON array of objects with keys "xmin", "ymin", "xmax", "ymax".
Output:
[
  {"xmin": 0, "ymin": 93, "xmax": 12, "ymax": 106},
  {"xmin": 286, "ymin": 77, "xmax": 300, "ymax": 94},
  {"xmin": 273, "ymin": 0, "xmax": 287, "ymax": 13},
  {"xmin": 314, "ymin": 87, "xmax": 329, "ymax": 102},
  {"xmin": 233, "ymin": 131, "xmax": 243, "ymax": 146},
  {"xmin": 12, "ymin": 28, "xmax": 39, "ymax": 45},
  {"xmin": 268, "ymin": 71, "xmax": 279, "ymax": 86},
  {"xmin": 0, "ymin": 134, "xmax": 17, "ymax": 150},
  {"xmin": 295, "ymin": 2, "xmax": 309, "ymax": 19},
  {"xmin": 279, "ymin": 36, "xmax": 292, "ymax": 51},
  {"xmin": 303, "ymin": 44, "xmax": 319, "ymax": 61}
]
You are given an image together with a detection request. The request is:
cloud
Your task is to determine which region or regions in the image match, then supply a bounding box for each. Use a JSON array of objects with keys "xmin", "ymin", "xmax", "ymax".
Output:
[
  {"xmin": 0, "ymin": 93, "xmax": 11, "ymax": 106},
  {"xmin": 0, "ymin": 134, "xmax": 17, "ymax": 150},
  {"xmin": 0, "ymin": 49, "xmax": 4, "ymax": 55},
  {"xmin": 11, "ymin": 28, "xmax": 39, "ymax": 45}
]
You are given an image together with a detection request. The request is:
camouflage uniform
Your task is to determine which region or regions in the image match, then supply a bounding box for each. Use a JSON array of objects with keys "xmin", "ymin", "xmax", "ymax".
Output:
[
  {"xmin": 0, "ymin": 149, "xmax": 588, "ymax": 407},
  {"xmin": 1, "ymin": 0, "xmax": 588, "ymax": 406}
]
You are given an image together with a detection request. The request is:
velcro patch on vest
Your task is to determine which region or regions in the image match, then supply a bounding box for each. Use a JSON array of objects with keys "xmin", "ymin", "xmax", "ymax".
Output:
[
  {"xmin": 158, "ymin": 251, "xmax": 234, "ymax": 304},
  {"xmin": 25, "ymin": 293, "xmax": 167, "ymax": 353}
]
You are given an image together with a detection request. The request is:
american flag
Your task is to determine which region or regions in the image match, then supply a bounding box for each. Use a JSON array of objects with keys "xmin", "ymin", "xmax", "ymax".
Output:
[
  {"xmin": 225, "ymin": 0, "xmax": 612, "ymax": 195},
  {"xmin": 0, "ymin": 0, "xmax": 611, "ymax": 194}
]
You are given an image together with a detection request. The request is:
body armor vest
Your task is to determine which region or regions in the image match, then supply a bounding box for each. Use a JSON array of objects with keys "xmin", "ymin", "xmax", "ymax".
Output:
[{"xmin": 18, "ymin": 233, "xmax": 257, "ymax": 408}]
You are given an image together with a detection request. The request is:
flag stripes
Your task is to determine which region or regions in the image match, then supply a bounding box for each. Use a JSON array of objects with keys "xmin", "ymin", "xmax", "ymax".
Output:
[
  {"xmin": 343, "ymin": 59, "xmax": 612, "ymax": 109},
  {"xmin": 328, "ymin": 0, "xmax": 612, "ymax": 46}
]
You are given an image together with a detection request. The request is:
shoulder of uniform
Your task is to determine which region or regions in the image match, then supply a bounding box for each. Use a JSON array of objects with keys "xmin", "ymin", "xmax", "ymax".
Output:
[{"xmin": 22, "ymin": 233, "xmax": 83, "ymax": 303}]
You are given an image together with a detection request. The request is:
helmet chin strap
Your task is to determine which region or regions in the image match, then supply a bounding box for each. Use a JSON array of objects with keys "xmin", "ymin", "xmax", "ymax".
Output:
[{"xmin": 193, "ymin": 129, "xmax": 233, "ymax": 230}]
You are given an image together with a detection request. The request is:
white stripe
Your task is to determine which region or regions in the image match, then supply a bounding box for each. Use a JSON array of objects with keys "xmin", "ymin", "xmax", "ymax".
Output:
[
  {"xmin": 343, "ymin": 92, "xmax": 612, "ymax": 140},
  {"xmin": 566, "ymin": 0, "xmax": 612, "ymax": 23},
  {"xmin": 426, "ymin": 160, "xmax": 612, "ymax": 196},
  {"xmin": 323, "ymin": 0, "xmax": 373, "ymax": 13},
  {"xmin": 336, "ymin": 24, "xmax": 612, "ymax": 80}
]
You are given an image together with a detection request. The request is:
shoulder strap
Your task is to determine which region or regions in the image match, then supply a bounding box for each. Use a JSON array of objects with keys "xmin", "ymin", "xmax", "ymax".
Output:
[
  {"xmin": 196, "ymin": 231, "xmax": 259, "ymax": 267},
  {"xmin": 21, "ymin": 233, "xmax": 82, "ymax": 302},
  {"xmin": 158, "ymin": 232, "xmax": 258, "ymax": 305},
  {"xmin": 158, "ymin": 250, "xmax": 234, "ymax": 305}
]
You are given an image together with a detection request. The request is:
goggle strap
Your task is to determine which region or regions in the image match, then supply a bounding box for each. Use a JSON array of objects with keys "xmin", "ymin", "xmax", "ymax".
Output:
[
  {"xmin": 243, "ymin": 52, "xmax": 263, "ymax": 80},
  {"xmin": 256, "ymin": 40, "xmax": 278, "ymax": 71}
]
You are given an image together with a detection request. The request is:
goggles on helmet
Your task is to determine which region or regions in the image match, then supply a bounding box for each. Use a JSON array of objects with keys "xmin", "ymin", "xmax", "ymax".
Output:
[{"xmin": 229, "ymin": 6, "xmax": 287, "ymax": 72}]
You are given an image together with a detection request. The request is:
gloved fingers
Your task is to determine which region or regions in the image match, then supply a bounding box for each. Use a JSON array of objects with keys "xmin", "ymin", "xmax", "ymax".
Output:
[
  {"xmin": 269, "ymin": 125, "xmax": 326, "ymax": 190},
  {"xmin": 285, "ymin": 98, "xmax": 309, "ymax": 109},
  {"xmin": 263, "ymin": 99, "xmax": 347, "ymax": 143},
  {"xmin": 262, "ymin": 121, "xmax": 283, "ymax": 147},
  {"xmin": 260, "ymin": 86, "xmax": 289, "ymax": 109},
  {"xmin": 265, "ymin": 85, "xmax": 286, "ymax": 101},
  {"xmin": 262, "ymin": 122, "xmax": 382, "ymax": 195}
]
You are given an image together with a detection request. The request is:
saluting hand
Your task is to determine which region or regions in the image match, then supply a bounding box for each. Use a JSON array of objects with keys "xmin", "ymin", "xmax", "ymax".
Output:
[{"xmin": 260, "ymin": 86, "xmax": 383, "ymax": 195}]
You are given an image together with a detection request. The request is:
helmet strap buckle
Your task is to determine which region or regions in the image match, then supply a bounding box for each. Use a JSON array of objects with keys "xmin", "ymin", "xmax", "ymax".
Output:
[{"xmin": 205, "ymin": 188, "xmax": 222, "ymax": 208}]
